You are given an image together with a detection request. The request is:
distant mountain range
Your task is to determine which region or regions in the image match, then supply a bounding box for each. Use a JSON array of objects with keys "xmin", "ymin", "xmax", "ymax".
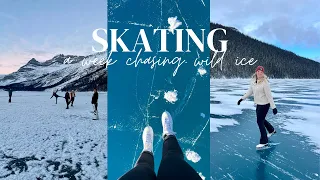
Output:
[
  {"xmin": 0, "ymin": 53, "xmax": 107, "ymax": 91},
  {"xmin": 210, "ymin": 23, "xmax": 320, "ymax": 78}
]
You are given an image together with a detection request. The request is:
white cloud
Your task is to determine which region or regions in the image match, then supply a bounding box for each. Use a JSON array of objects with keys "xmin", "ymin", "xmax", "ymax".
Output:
[{"xmin": 210, "ymin": 0, "xmax": 320, "ymax": 47}]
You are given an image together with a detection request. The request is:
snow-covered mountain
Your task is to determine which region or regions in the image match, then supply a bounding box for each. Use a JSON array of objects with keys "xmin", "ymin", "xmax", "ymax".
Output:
[{"xmin": 0, "ymin": 52, "xmax": 107, "ymax": 91}]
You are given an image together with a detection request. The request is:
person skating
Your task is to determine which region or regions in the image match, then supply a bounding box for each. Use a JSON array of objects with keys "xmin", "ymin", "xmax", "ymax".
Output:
[
  {"xmin": 237, "ymin": 66, "xmax": 278, "ymax": 149},
  {"xmin": 50, "ymin": 88, "xmax": 61, "ymax": 104},
  {"xmin": 8, "ymin": 88, "xmax": 13, "ymax": 103},
  {"xmin": 70, "ymin": 90, "xmax": 76, "ymax": 107},
  {"xmin": 65, "ymin": 90, "xmax": 71, "ymax": 109},
  {"xmin": 119, "ymin": 111, "xmax": 202, "ymax": 180},
  {"xmin": 92, "ymin": 88, "xmax": 99, "ymax": 120}
]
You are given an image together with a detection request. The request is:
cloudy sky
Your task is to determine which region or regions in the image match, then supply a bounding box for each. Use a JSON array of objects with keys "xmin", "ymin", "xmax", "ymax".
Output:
[
  {"xmin": 210, "ymin": 0, "xmax": 320, "ymax": 62},
  {"xmin": 0, "ymin": 0, "xmax": 106, "ymax": 74}
]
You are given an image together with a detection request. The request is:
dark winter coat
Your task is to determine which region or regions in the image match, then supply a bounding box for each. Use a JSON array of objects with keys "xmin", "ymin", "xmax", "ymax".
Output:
[
  {"xmin": 91, "ymin": 92, "xmax": 98, "ymax": 104},
  {"xmin": 65, "ymin": 92, "xmax": 70, "ymax": 100}
]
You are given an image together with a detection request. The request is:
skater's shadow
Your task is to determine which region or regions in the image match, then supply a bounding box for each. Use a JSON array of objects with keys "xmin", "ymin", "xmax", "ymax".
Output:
[{"xmin": 255, "ymin": 146, "xmax": 276, "ymax": 180}]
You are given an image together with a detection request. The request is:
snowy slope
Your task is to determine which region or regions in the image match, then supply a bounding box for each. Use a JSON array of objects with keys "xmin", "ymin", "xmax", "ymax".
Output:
[
  {"xmin": 0, "ymin": 52, "xmax": 107, "ymax": 91},
  {"xmin": 0, "ymin": 91, "xmax": 107, "ymax": 179}
]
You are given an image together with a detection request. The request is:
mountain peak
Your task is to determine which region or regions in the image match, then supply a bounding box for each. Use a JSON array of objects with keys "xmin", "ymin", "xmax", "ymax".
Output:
[
  {"xmin": 52, "ymin": 54, "xmax": 66, "ymax": 60},
  {"xmin": 27, "ymin": 58, "xmax": 39, "ymax": 65}
]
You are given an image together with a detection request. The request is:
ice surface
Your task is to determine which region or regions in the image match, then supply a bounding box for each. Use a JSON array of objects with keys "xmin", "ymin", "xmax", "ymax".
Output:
[
  {"xmin": 211, "ymin": 79, "xmax": 320, "ymax": 154},
  {"xmin": 0, "ymin": 91, "xmax": 107, "ymax": 179}
]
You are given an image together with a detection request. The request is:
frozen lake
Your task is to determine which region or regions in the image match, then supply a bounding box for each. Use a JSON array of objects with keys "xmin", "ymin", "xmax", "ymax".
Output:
[
  {"xmin": 0, "ymin": 91, "xmax": 107, "ymax": 179},
  {"xmin": 210, "ymin": 79, "xmax": 320, "ymax": 180}
]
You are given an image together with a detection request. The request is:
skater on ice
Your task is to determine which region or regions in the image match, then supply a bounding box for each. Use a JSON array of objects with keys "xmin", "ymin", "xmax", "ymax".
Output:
[
  {"xmin": 119, "ymin": 111, "xmax": 202, "ymax": 180},
  {"xmin": 50, "ymin": 88, "xmax": 61, "ymax": 104},
  {"xmin": 64, "ymin": 90, "xmax": 71, "ymax": 109},
  {"xmin": 237, "ymin": 66, "xmax": 278, "ymax": 150},
  {"xmin": 8, "ymin": 88, "xmax": 13, "ymax": 103},
  {"xmin": 92, "ymin": 88, "xmax": 99, "ymax": 120},
  {"xmin": 70, "ymin": 90, "xmax": 76, "ymax": 107}
]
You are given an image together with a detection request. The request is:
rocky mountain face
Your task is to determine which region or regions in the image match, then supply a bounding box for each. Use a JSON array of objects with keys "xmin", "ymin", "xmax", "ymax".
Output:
[{"xmin": 0, "ymin": 52, "xmax": 107, "ymax": 91}]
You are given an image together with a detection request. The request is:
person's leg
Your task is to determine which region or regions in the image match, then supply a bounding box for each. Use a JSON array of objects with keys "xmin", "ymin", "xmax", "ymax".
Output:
[
  {"xmin": 119, "ymin": 151, "xmax": 156, "ymax": 180},
  {"xmin": 157, "ymin": 111, "xmax": 202, "ymax": 180},
  {"xmin": 162, "ymin": 135, "xmax": 183, "ymax": 159},
  {"xmin": 66, "ymin": 99, "xmax": 69, "ymax": 109},
  {"xmin": 264, "ymin": 120, "xmax": 274, "ymax": 133},
  {"xmin": 56, "ymin": 97, "xmax": 58, "ymax": 104},
  {"xmin": 263, "ymin": 104, "xmax": 274, "ymax": 133},
  {"xmin": 256, "ymin": 105, "xmax": 268, "ymax": 144},
  {"xmin": 119, "ymin": 126, "xmax": 156, "ymax": 180},
  {"xmin": 95, "ymin": 103, "xmax": 98, "ymax": 112}
]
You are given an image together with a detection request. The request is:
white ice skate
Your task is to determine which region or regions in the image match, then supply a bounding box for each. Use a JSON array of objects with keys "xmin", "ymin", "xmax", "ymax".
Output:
[
  {"xmin": 267, "ymin": 130, "xmax": 277, "ymax": 138},
  {"xmin": 256, "ymin": 143, "xmax": 270, "ymax": 150},
  {"xmin": 92, "ymin": 110, "xmax": 99, "ymax": 120},
  {"xmin": 161, "ymin": 111, "xmax": 176, "ymax": 138},
  {"xmin": 142, "ymin": 126, "xmax": 154, "ymax": 153}
]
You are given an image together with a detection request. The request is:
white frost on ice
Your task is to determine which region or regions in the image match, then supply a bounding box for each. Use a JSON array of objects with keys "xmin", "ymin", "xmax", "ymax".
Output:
[
  {"xmin": 168, "ymin": 16, "xmax": 182, "ymax": 34},
  {"xmin": 0, "ymin": 91, "xmax": 107, "ymax": 179},
  {"xmin": 210, "ymin": 118, "xmax": 240, "ymax": 132},
  {"xmin": 211, "ymin": 79, "xmax": 320, "ymax": 153},
  {"xmin": 198, "ymin": 172, "xmax": 206, "ymax": 179},
  {"xmin": 185, "ymin": 149, "xmax": 201, "ymax": 163},
  {"xmin": 198, "ymin": 67, "xmax": 207, "ymax": 76},
  {"xmin": 164, "ymin": 90, "xmax": 178, "ymax": 104},
  {"xmin": 282, "ymin": 105, "xmax": 320, "ymax": 154}
]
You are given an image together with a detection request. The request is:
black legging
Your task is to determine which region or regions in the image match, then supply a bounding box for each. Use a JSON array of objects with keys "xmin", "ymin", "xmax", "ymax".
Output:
[
  {"xmin": 256, "ymin": 104, "xmax": 275, "ymax": 144},
  {"xmin": 93, "ymin": 103, "xmax": 98, "ymax": 111},
  {"xmin": 119, "ymin": 135, "xmax": 202, "ymax": 180},
  {"xmin": 66, "ymin": 99, "xmax": 70, "ymax": 108}
]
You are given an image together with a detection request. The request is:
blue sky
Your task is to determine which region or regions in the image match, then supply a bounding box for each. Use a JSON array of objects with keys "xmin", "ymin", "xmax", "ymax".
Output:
[
  {"xmin": 0, "ymin": 0, "xmax": 106, "ymax": 74},
  {"xmin": 210, "ymin": 0, "xmax": 320, "ymax": 62}
]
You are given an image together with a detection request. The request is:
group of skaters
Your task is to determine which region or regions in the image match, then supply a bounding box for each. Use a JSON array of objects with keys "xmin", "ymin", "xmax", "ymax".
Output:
[
  {"xmin": 4, "ymin": 87, "xmax": 99, "ymax": 120},
  {"xmin": 50, "ymin": 88, "xmax": 99, "ymax": 115},
  {"xmin": 50, "ymin": 89, "xmax": 76, "ymax": 109}
]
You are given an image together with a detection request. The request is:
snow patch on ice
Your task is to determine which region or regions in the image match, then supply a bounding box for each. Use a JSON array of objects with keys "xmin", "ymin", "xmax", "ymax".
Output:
[
  {"xmin": 282, "ymin": 105, "xmax": 320, "ymax": 154},
  {"xmin": 197, "ymin": 67, "xmax": 207, "ymax": 76},
  {"xmin": 164, "ymin": 90, "xmax": 178, "ymax": 104},
  {"xmin": 210, "ymin": 118, "xmax": 240, "ymax": 132},
  {"xmin": 185, "ymin": 150, "xmax": 201, "ymax": 163},
  {"xmin": 168, "ymin": 16, "xmax": 182, "ymax": 34}
]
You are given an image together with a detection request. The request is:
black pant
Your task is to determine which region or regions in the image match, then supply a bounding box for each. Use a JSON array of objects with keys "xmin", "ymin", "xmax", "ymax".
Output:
[
  {"xmin": 66, "ymin": 99, "xmax": 70, "ymax": 109},
  {"xmin": 256, "ymin": 104, "xmax": 274, "ymax": 144},
  {"xmin": 93, "ymin": 103, "xmax": 98, "ymax": 111},
  {"xmin": 119, "ymin": 135, "xmax": 202, "ymax": 180},
  {"xmin": 8, "ymin": 95, "xmax": 11, "ymax": 103},
  {"xmin": 71, "ymin": 97, "xmax": 75, "ymax": 106}
]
